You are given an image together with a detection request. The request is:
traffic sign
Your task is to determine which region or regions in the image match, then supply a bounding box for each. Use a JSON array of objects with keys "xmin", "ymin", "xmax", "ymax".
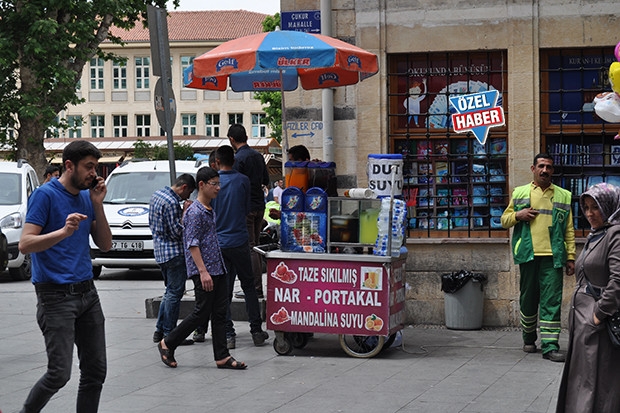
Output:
[
  {"xmin": 284, "ymin": 121, "xmax": 323, "ymax": 140},
  {"xmin": 154, "ymin": 78, "xmax": 176, "ymax": 130}
]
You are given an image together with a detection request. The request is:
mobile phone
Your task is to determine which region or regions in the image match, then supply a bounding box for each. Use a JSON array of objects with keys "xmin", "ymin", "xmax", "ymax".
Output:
[{"xmin": 91, "ymin": 177, "xmax": 99, "ymax": 189}]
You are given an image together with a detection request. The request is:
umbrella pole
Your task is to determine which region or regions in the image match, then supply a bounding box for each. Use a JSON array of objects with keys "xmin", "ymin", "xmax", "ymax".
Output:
[{"xmin": 280, "ymin": 69, "xmax": 289, "ymax": 154}]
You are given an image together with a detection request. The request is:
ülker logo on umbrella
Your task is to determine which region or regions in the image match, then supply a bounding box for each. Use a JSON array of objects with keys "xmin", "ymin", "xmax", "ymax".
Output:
[{"xmin": 277, "ymin": 57, "xmax": 312, "ymax": 67}]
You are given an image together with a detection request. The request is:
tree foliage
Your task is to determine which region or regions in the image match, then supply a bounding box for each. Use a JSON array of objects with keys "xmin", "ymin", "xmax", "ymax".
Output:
[
  {"xmin": 0, "ymin": 0, "xmax": 177, "ymax": 176},
  {"xmin": 254, "ymin": 13, "xmax": 282, "ymax": 143},
  {"xmin": 131, "ymin": 140, "xmax": 153, "ymax": 160},
  {"xmin": 154, "ymin": 142, "xmax": 195, "ymax": 161},
  {"xmin": 262, "ymin": 13, "xmax": 280, "ymax": 33},
  {"xmin": 132, "ymin": 139, "xmax": 195, "ymax": 161},
  {"xmin": 255, "ymin": 91, "xmax": 282, "ymax": 142}
]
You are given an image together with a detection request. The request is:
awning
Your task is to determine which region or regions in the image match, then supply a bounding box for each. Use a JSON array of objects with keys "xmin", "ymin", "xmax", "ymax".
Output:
[
  {"xmin": 264, "ymin": 153, "xmax": 283, "ymax": 178},
  {"xmin": 98, "ymin": 156, "xmax": 123, "ymax": 163}
]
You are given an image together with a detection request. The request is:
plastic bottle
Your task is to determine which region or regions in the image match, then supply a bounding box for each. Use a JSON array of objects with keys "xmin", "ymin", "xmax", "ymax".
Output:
[
  {"xmin": 374, "ymin": 198, "xmax": 408, "ymax": 257},
  {"xmin": 378, "ymin": 212, "xmax": 390, "ymax": 234},
  {"xmin": 374, "ymin": 198, "xmax": 393, "ymax": 256},
  {"xmin": 390, "ymin": 199, "xmax": 406, "ymax": 257}
]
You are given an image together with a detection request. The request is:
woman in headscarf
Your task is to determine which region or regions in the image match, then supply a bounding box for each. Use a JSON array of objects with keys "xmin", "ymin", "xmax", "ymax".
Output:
[{"xmin": 556, "ymin": 182, "xmax": 620, "ymax": 412}]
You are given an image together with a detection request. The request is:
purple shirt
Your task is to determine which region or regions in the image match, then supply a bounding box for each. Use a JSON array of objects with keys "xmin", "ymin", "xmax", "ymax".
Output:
[{"xmin": 182, "ymin": 200, "xmax": 226, "ymax": 278}]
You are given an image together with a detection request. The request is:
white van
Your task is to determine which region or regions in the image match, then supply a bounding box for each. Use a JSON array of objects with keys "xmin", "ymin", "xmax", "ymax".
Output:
[
  {"xmin": 90, "ymin": 159, "xmax": 205, "ymax": 277},
  {"xmin": 0, "ymin": 160, "xmax": 40, "ymax": 280}
]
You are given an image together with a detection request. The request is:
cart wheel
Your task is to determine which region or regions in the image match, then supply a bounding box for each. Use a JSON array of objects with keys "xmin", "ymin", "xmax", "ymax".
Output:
[
  {"xmin": 273, "ymin": 335, "xmax": 293, "ymax": 355},
  {"xmin": 339, "ymin": 334, "xmax": 385, "ymax": 358},
  {"xmin": 290, "ymin": 332, "xmax": 310, "ymax": 349},
  {"xmin": 381, "ymin": 333, "xmax": 397, "ymax": 352}
]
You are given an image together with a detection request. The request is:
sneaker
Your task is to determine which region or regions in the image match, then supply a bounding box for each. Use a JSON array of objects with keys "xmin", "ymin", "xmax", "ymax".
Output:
[
  {"xmin": 252, "ymin": 330, "xmax": 269, "ymax": 346},
  {"xmin": 542, "ymin": 350, "xmax": 566, "ymax": 362},
  {"xmin": 234, "ymin": 290, "xmax": 245, "ymax": 299},
  {"xmin": 522, "ymin": 343, "xmax": 537, "ymax": 353},
  {"xmin": 153, "ymin": 330, "xmax": 164, "ymax": 343},
  {"xmin": 227, "ymin": 336, "xmax": 236, "ymax": 349},
  {"xmin": 193, "ymin": 330, "xmax": 206, "ymax": 343}
]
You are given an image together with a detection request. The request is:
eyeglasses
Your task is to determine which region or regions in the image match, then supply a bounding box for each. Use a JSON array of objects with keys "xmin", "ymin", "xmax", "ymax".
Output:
[{"xmin": 205, "ymin": 181, "xmax": 220, "ymax": 187}]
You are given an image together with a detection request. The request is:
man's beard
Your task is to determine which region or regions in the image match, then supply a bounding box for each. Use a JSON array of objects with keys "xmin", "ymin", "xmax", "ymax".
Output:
[{"xmin": 71, "ymin": 174, "xmax": 89, "ymax": 190}]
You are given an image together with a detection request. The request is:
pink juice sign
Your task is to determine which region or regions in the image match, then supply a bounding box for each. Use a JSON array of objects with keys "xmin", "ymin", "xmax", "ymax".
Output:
[{"xmin": 266, "ymin": 257, "xmax": 406, "ymax": 335}]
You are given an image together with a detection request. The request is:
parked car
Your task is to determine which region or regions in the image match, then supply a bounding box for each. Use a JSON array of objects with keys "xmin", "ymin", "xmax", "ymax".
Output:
[
  {"xmin": 0, "ymin": 159, "xmax": 40, "ymax": 280},
  {"xmin": 90, "ymin": 159, "xmax": 204, "ymax": 277},
  {"xmin": 0, "ymin": 227, "xmax": 8, "ymax": 274}
]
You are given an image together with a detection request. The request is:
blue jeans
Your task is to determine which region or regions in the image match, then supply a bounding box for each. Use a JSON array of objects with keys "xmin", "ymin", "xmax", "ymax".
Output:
[
  {"xmin": 222, "ymin": 243, "xmax": 263, "ymax": 337},
  {"xmin": 165, "ymin": 274, "xmax": 229, "ymax": 361},
  {"xmin": 155, "ymin": 256, "xmax": 188, "ymax": 336},
  {"xmin": 22, "ymin": 287, "xmax": 106, "ymax": 413}
]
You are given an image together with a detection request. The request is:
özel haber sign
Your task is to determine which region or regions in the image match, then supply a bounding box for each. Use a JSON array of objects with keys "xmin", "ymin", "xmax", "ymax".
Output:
[{"xmin": 449, "ymin": 90, "xmax": 505, "ymax": 145}]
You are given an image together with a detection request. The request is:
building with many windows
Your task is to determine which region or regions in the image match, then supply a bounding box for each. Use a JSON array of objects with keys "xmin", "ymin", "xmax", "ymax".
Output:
[{"xmin": 50, "ymin": 10, "xmax": 276, "ymax": 167}]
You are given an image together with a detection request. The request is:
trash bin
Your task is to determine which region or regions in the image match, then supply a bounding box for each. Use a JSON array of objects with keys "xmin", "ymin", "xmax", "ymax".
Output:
[{"xmin": 441, "ymin": 270, "xmax": 486, "ymax": 330}]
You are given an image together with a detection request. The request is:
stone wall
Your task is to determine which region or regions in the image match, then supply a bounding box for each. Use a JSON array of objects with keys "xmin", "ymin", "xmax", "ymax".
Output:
[{"xmin": 280, "ymin": 0, "xmax": 613, "ymax": 327}]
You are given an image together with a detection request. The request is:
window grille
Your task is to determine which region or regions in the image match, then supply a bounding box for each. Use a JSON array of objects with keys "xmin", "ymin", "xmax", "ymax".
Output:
[
  {"xmin": 388, "ymin": 51, "xmax": 508, "ymax": 238},
  {"xmin": 540, "ymin": 47, "xmax": 617, "ymax": 237}
]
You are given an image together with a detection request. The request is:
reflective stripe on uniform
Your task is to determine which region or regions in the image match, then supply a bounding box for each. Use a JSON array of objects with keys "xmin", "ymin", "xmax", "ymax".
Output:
[
  {"xmin": 539, "ymin": 319, "xmax": 561, "ymax": 344},
  {"xmin": 520, "ymin": 311, "xmax": 538, "ymax": 333}
]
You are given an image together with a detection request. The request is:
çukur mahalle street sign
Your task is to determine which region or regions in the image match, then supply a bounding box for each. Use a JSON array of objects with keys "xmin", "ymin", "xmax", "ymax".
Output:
[
  {"xmin": 449, "ymin": 90, "xmax": 505, "ymax": 145},
  {"xmin": 281, "ymin": 11, "xmax": 321, "ymax": 33}
]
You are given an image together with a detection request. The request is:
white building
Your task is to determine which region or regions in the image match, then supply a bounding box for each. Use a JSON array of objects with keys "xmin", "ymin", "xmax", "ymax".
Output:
[{"xmin": 50, "ymin": 10, "xmax": 277, "ymax": 164}]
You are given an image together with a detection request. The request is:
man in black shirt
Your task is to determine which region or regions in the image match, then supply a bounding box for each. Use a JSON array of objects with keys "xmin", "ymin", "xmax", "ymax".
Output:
[{"xmin": 227, "ymin": 124, "xmax": 270, "ymax": 298}]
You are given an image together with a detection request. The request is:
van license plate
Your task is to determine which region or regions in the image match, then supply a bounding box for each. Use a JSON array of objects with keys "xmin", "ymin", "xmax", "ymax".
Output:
[{"xmin": 111, "ymin": 241, "xmax": 144, "ymax": 251}]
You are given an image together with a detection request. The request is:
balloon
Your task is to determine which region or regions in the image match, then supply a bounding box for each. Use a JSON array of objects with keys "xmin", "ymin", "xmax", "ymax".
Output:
[
  {"xmin": 594, "ymin": 92, "xmax": 620, "ymax": 123},
  {"xmin": 593, "ymin": 42, "xmax": 620, "ymax": 139},
  {"xmin": 610, "ymin": 62, "xmax": 620, "ymax": 95}
]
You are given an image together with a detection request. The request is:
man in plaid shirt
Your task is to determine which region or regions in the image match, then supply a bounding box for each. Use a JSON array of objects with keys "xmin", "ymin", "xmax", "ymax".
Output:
[{"xmin": 149, "ymin": 174, "xmax": 196, "ymax": 344}]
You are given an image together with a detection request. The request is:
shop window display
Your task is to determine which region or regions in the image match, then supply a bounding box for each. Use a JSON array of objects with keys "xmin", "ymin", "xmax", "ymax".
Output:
[
  {"xmin": 540, "ymin": 47, "xmax": 620, "ymax": 237},
  {"xmin": 388, "ymin": 51, "xmax": 508, "ymax": 238}
]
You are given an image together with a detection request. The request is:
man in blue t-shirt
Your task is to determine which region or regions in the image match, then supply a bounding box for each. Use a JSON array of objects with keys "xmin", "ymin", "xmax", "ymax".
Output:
[
  {"xmin": 212, "ymin": 145, "xmax": 268, "ymax": 348},
  {"xmin": 19, "ymin": 140, "xmax": 112, "ymax": 412}
]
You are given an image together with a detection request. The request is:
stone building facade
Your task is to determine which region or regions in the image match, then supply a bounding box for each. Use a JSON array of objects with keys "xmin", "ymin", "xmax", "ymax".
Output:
[{"xmin": 280, "ymin": 0, "xmax": 619, "ymax": 327}]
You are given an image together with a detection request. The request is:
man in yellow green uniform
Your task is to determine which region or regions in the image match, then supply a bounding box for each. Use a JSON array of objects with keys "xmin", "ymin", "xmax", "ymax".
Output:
[{"xmin": 501, "ymin": 153, "xmax": 575, "ymax": 362}]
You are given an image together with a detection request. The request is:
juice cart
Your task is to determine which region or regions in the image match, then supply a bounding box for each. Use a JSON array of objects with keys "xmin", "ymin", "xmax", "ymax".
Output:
[
  {"xmin": 264, "ymin": 156, "xmax": 406, "ymax": 357},
  {"xmin": 263, "ymin": 250, "xmax": 406, "ymax": 358}
]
